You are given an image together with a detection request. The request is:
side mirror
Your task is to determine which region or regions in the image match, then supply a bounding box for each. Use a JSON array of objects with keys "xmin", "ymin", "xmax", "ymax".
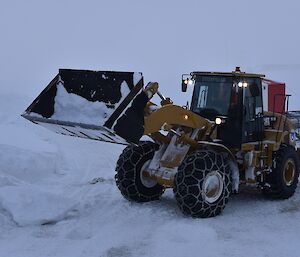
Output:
[
  {"xmin": 249, "ymin": 83, "xmax": 260, "ymax": 97},
  {"xmin": 181, "ymin": 74, "xmax": 194, "ymax": 92},
  {"xmin": 182, "ymin": 80, "xmax": 188, "ymax": 92}
]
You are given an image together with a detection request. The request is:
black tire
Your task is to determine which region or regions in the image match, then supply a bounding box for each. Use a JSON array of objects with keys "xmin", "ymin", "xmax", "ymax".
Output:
[
  {"xmin": 263, "ymin": 146, "xmax": 299, "ymax": 199},
  {"xmin": 115, "ymin": 141, "xmax": 164, "ymax": 202},
  {"xmin": 174, "ymin": 150, "xmax": 232, "ymax": 218}
]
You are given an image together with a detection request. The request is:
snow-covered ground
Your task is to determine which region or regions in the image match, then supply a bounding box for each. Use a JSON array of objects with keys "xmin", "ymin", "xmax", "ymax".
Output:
[{"xmin": 0, "ymin": 89, "xmax": 300, "ymax": 257}]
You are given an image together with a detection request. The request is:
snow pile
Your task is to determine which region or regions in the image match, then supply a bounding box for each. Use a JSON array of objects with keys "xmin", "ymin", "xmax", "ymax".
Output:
[
  {"xmin": 0, "ymin": 145, "xmax": 57, "ymax": 183},
  {"xmin": 0, "ymin": 138, "xmax": 77, "ymax": 226},
  {"xmin": 0, "ymin": 185, "xmax": 76, "ymax": 226},
  {"xmin": 50, "ymin": 80, "xmax": 131, "ymax": 125},
  {"xmin": 51, "ymin": 83, "xmax": 114, "ymax": 125}
]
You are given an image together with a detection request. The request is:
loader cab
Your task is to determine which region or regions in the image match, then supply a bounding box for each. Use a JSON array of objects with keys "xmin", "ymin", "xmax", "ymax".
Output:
[{"xmin": 188, "ymin": 70, "xmax": 265, "ymax": 148}]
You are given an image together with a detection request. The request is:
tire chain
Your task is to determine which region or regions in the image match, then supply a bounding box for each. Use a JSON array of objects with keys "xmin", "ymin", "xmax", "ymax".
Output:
[
  {"xmin": 174, "ymin": 150, "xmax": 232, "ymax": 218},
  {"xmin": 115, "ymin": 141, "xmax": 164, "ymax": 202}
]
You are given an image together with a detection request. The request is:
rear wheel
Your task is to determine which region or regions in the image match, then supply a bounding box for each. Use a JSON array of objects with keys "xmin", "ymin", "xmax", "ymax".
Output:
[
  {"xmin": 115, "ymin": 141, "xmax": 164, "ymax": 202},
  {"xmin": 174, "ymin": 150, "xmax": 232, "ymax": 218},
  {"xmin": 263, "ymin": 146, "xmax": 299, "ymax": 199}
]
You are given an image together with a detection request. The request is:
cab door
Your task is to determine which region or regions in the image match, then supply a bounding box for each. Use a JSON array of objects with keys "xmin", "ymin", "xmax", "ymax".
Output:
[
  {"xmin": 217, "ymin": 81, "xmax": 243, "ymax": 148},
  {"xmin": 243, "ymin": 78, "xmax": 264, "ymax": 143}
]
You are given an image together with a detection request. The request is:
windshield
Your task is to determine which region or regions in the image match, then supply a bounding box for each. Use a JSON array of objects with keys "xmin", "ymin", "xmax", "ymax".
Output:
[{"xmin": 191, "ymin": 76, "xmax": 232, "ymax": 118}]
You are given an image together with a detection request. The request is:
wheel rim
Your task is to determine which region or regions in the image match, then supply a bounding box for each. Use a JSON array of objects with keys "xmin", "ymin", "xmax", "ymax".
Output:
[
  {"xmin": 202, "ymin": 171, "xmax": 224, "ymax": 203},
  {"xmin": 283, "ymin": 158, "xmax": 296, "ymax": 186},
  {"xmin": 140, "ymin": 160, "xmax": 157, "ymax": 188}
]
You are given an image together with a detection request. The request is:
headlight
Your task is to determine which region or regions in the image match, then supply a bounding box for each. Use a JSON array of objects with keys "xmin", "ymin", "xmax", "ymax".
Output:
[
  {"xmin": 238, "ymin": 82, "xmax": 248, "ymax": 88},
  {"xmin": 215, "ymin": 117, "xmax": 222, "ymax": 125}
]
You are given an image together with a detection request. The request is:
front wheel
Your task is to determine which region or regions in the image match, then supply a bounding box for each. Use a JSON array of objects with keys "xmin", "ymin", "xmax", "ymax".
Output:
[
  {"xmin": 115, "ymin": 141, "xmax": 164, "ymax": 202},
  {"xmin": 263, "ymin": 146, "xmax": 299, "ymax": 199},
  {"xmin": 174, "ymin": 150, "xmax": 232, "ymax": 218}
]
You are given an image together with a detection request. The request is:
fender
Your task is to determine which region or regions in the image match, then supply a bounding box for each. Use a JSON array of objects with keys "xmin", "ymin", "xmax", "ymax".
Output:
[{"xmin": 197, "ymin": 141, "xmax": 236, "ymax": 162}]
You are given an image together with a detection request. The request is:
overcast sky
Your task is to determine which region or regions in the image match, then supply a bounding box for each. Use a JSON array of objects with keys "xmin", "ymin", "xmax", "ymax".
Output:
[{"xmin": 1, "ymin": 0, "xmax": 300, "ymax": 108}]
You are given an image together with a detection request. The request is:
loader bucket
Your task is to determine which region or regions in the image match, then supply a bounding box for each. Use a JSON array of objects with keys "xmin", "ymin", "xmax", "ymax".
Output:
[{"xmin": 22, "ymin": 69, "xmax": 145, "ymax": 145}]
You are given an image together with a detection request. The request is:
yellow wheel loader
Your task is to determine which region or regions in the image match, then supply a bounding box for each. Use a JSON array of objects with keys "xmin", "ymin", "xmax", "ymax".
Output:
[{"xmin": 23, "ymin": 67, "xmax": 300, "ymax": 218}]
